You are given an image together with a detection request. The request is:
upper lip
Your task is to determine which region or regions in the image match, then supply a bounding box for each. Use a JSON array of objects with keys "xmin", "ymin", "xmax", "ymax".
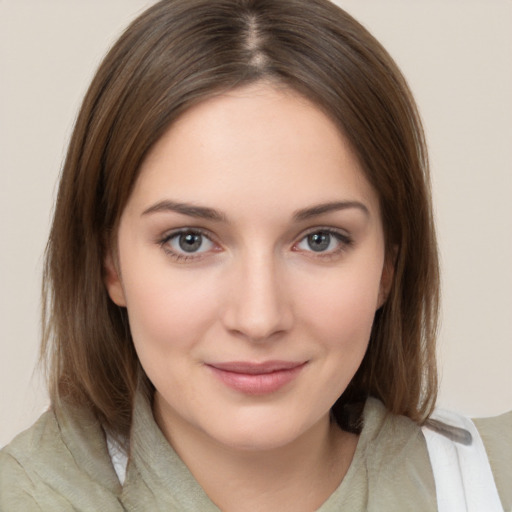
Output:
[{"xmin": 206, "ymin": 361, "xmax": 306, "ymax": 374}]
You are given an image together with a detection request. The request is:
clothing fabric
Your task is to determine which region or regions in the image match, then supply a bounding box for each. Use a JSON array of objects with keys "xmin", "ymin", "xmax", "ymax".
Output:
[{"xmin": 1, "ymin": 392, "xmax": 511, "ymax": 511}]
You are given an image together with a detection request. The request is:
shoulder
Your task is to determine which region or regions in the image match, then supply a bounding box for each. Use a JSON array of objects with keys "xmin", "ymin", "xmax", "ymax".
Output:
[
  {"xmin": 1, "ymin": 408, "xmax": 68, "ymax": 468},
  {"xmin": 0, "ymin": 405, "xmax": 123, "ymax": 511},
  {"xmin": 474, "ymin": 410, "xmax": 512, "ymax": 510},
  {"xmin": 0, "ymin": 410, "xmax": 60, "ymax": 510},
  {"xmin": 474, "ymin": 408, "xmax": 512, "ymax": 447}
]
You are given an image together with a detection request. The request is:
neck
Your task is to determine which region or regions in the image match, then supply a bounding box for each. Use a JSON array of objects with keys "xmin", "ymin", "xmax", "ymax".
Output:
[{"xmin": 154, "ymin": 399, "xmax": 358, "ymax": 512}]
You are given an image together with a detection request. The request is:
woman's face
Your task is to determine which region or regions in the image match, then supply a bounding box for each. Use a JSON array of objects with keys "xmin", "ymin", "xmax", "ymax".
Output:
[{"xmin": 106, "ymin": 83, "xmax": 391, "ymax": 451}]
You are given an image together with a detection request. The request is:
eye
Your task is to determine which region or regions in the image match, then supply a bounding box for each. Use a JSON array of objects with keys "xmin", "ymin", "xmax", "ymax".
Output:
[
  {"xmin": 161, "ymin": 229, "xmax": 216, "ymax": 258},
  {"xmin": 294, "ymin": 229, "xmax": 351, "ymax": 255}
]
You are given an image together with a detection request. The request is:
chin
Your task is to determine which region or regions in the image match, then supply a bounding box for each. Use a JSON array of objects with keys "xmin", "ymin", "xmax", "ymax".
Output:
[{"xmin": 202, "ymin": 413, "xmax": 315, "ymax": 453}]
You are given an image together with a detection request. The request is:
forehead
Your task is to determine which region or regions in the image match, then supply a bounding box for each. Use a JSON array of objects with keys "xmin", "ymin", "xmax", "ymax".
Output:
[{"xmin": 128, "ymin": 83, "xmax": 379, "ymax": 218}]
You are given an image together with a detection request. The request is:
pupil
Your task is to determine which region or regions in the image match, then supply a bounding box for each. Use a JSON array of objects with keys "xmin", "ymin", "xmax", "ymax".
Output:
[
  {"xmin": 308, "ymin": 232, "xmax": 330, "ymax": 252},
  {"xmin": 179, "ymin": 233, "xmax": 202, "ymax": 252}
]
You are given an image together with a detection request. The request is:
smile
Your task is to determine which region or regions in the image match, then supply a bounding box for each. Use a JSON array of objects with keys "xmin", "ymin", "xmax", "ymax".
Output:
[{"xmin": 206, "ymin": 361, "xmax": 308, "ymax": 395}]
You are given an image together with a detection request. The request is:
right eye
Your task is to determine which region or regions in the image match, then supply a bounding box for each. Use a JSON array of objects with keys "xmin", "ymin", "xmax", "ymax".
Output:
[{"xmin": 161, "ymin": 229, "xmax": 216, "ymax": 260}]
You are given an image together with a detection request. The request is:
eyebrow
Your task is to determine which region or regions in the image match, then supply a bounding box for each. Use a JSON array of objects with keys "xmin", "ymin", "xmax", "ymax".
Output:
[
  {"xmin": 292, "ymin": 201, "xmax": 369, "ymax": 221},
  {"xmin": 141, "ymin": 199, "xmax": 369, "ymax": 222},
  {"xmin": 142, "ymin": 200, "xmax": 227, "ymax": 221}
]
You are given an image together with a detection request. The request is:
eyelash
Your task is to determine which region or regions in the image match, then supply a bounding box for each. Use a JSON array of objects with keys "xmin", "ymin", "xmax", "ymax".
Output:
[{"xmin": 158, "ymin": 227, "xmax": 353, "ymax": 262}]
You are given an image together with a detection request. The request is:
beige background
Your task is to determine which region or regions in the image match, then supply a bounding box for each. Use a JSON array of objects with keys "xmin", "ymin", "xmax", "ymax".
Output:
[{"xmin": 1, "ymin": 0, "xmax": 511, "ymax": 447}]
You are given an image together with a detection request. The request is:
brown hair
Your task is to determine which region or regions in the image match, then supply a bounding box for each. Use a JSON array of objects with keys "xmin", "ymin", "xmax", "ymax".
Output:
[{"xmin": 42, "ymin": 0, "xmax": 439, "ymax": 438}]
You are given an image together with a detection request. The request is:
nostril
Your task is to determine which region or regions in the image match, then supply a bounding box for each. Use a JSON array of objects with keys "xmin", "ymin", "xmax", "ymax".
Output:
[{"xmin": 222, "ymin": 296, "xmax": 293, "ymax": 342}]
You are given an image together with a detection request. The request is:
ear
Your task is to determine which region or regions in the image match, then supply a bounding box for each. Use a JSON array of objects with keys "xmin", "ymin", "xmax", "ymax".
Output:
[
  {"xmin": 104, "ymin": 250, "xmax": 127, "ymax": 307},
  {"xmin": 377, "ymin": 247, "xmax": 397, "ymax": 309}
]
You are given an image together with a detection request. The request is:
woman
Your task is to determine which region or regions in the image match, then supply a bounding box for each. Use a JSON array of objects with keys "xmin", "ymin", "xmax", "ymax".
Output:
[{"xmin": 0, "ymin": 1, "xmax": 510, "ymax": 510}]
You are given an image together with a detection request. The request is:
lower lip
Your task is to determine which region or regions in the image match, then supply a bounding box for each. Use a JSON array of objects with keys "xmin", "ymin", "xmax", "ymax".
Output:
[{"xmin": 207, "ymin": 364, "xmax": 306, "ymax": 395}]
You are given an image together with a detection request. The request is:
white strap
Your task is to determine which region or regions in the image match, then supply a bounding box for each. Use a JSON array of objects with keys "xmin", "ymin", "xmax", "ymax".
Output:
[
  {"xmin": 106, "ymin": 432, "xmax": 128, "ymax": 485},
  {"xmin": 422, "ymin": 409, "xmax": 503, "ymax": 512}
]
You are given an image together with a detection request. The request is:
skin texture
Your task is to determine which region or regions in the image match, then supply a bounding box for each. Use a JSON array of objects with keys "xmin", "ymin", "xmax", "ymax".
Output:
[{"xmin": 105, "ymin": 83, "xmax": 393, "ymax": 511}]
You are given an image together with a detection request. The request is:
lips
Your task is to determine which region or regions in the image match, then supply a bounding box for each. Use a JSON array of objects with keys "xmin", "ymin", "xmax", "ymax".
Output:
[{"xmin": 206, "ymin": 360, "xmax": 307, "ymax": 395}]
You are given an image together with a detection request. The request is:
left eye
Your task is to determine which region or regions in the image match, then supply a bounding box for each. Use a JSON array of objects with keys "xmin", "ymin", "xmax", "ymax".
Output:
[
  {"xmin": 296, "ymin": 231, "xmax": 345, "ymax": 253},
  {"xmin": 166, "ymin": 231, "xmax": 214, "ymax": 254}
]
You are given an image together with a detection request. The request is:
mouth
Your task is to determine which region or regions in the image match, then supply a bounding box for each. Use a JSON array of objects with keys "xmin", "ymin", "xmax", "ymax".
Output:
[{"xmin": 205, "ymin": 360, "xmax": 307, "ymax": 395}]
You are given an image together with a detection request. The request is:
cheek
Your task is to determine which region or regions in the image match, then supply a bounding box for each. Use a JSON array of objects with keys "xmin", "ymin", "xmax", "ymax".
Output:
[
  {"xmin": 120, "ymin": 256, "xmax": 221, "ymax": 352},
  {"xmin": 298, "ymin": 262, "xmax": 383, "ymax": 346},
  {"xmin": 122, "ymin": 266, "xmax": 222, "ymax": 399}
]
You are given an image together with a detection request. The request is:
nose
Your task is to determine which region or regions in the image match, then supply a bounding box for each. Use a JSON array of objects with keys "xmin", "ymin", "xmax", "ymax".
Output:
[{"xmin": 221, "ymin": 252, "xmax": 293, "ymax": 342}]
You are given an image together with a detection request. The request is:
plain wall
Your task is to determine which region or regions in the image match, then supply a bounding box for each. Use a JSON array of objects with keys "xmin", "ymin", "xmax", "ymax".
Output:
[{"xmin": 1, "ymin": 0, "xmax": 511, "ymax": 447}]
